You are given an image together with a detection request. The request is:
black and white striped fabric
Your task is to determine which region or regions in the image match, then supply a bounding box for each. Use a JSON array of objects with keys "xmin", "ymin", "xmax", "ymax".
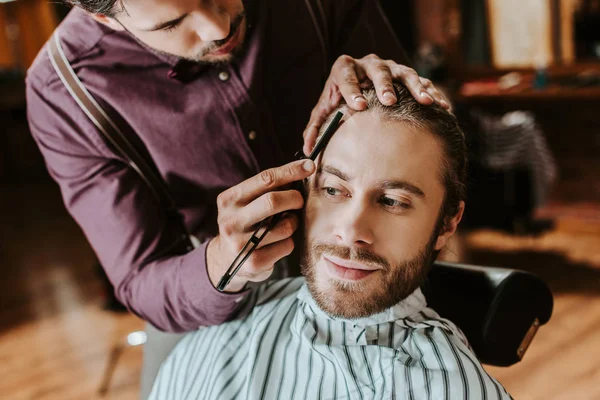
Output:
[
  {"xmin": 149, "ymin": 278, "xmax": 511, "ymax": 399},
  {"xmin": 475, "ymin": 110, "xmax": 557, "ymax": 207}
]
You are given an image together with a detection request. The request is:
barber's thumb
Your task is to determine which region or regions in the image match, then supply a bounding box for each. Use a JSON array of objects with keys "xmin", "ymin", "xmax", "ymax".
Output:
[
  {"xmin": 299, "ymin": 159, "xmax": 315, "ymax": 174},
  {"xmin": 303, "ymin": 128, "xmax": 317, "ymax": 156}
]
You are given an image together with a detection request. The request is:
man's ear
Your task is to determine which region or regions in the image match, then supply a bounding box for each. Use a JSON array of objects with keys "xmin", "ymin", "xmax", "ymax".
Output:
[
  {"xmin": 88, "ymin": 13, "xmax": 125, "ymax": 31},
  {"xmin": 434, "ymin": 201, "xmax": 465, "ymax": 251}
]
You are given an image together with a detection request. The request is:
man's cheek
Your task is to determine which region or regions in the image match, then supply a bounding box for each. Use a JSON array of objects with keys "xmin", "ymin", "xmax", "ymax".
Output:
[
  {"xmin": 303, "ymin": 199, "xmax": 320, "ymax": 236},
  {"xmin": 306, "ymin": 196, "xmax": 339, "ymax": 228}
]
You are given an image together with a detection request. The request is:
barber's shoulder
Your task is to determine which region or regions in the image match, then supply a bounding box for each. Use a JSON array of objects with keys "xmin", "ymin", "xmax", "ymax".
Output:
[{"xmin": 27, "ymin": 8, "xmax": 118, "ymax": 91}]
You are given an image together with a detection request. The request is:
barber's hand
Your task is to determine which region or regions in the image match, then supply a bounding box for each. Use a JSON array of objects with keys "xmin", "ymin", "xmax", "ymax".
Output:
[
  {"xmin": 207, "ymin": 159, "xmax": 315, "ymax": 292},
  {"xmin": 303, "ymin": 54, "xmax": 450, "ymax": 155}
]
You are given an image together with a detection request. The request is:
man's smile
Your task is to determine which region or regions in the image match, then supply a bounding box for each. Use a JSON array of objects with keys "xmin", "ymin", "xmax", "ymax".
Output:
[{"xmin": 322, "ymin": 255, "xmax": 380, "ymax": 281}]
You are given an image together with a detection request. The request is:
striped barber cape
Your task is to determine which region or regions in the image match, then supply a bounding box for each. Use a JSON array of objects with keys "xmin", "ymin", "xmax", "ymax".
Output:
[{"xmin": 149, "ymin": 277, "xmax": 511, "ymax": 400}]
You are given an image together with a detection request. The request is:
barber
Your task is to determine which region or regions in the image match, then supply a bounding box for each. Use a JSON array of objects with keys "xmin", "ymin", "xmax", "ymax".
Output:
[{"xmin": 27, "ymin": 0, "xmax": 448, "ymax": 332}]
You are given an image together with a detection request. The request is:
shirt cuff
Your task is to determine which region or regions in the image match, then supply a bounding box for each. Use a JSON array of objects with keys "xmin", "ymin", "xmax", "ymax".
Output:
[{"xmin": 178, "ymin": 239, "xmax": 251, "ymax": 325}]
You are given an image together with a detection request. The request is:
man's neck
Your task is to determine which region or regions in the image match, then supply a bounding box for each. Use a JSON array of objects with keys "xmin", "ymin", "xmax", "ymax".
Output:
[{"xmin": 296, "ymin": 283, "xmax": 427, "ymax": 327}]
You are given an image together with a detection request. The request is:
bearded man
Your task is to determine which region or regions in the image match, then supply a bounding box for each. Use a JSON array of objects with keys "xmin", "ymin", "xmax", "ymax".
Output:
[{"xmin": 148, "ymin": 83, "xmax": 511, "ymax": 399}]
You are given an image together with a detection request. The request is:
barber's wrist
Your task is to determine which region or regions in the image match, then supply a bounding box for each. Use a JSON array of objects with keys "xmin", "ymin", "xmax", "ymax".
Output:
[
  {"xmin": 206, "ymin": 236, "xmax": 249, "ymax": 293},
  {"xmin": 223, "ymin": 276, "xmax": 249, "ymax": 293}
]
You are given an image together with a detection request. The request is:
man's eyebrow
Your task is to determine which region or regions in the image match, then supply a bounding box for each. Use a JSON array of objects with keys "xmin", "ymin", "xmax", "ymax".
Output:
[
  {"xmin": 318, "ymin": 164, "xmax": 425, "ymax": 198},
  {"xmin": 318, "ymin": 165, "xmax": 352, "ymax": 181},
  {"xmin": 379, "ymin": 180, "xmax": 426, "ymax": 198},
  {"xmin": 145, "ymin": 13, "xmax": 189, "ymax": 32}
]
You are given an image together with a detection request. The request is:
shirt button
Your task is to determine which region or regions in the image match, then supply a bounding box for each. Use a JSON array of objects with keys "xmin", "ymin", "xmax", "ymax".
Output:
[
  {"xmin": 248, "ymin": 130, "xmax": 258, "ymax": 140},
  {"xmin": 218, "ymin": 71, "xmax": 230, "ymax": 81}
]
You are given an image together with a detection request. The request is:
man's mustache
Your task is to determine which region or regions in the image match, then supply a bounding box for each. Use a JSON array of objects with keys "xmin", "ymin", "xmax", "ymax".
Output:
[
  {"xmin": 200, "ymin": 12, "xmax": 246, "ymax": 55},
  {"xmin": 311, "ymin": 243, "xmax": 390, "ymax": 271}
]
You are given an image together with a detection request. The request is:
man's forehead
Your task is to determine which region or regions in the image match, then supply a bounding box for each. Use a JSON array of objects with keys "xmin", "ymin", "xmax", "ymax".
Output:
[
  {"xmin": 320, "ymin": 112, "xmax": 420, "ymax": 167},
  {"xmin": 318, "ymin": 111, "xmax": 444, "ymax": 194}
]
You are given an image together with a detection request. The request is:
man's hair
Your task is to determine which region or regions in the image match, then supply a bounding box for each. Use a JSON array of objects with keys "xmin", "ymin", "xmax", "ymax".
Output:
[
  {"xmin": 64, "ymin": 0, "xmax": 121, "ymax": 17},
  {"xmin": 320, "ymin": 82, "xmax": 467, "ymax": 222}
]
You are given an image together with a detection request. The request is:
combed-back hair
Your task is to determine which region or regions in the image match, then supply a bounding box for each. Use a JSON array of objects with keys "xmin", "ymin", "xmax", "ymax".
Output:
[
  {"xmin": 318, "ymin": 82, "xmax": 467, "ymax": 221},
  {"xmin": 63, "ymin": 0, "xmax": 121, "ymax": 17}
]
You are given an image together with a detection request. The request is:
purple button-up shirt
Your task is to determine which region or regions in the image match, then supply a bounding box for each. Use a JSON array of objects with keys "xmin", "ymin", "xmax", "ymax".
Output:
[{"xmin": 26, "ymin": 0, "xmax": 407, "ymax": 332}]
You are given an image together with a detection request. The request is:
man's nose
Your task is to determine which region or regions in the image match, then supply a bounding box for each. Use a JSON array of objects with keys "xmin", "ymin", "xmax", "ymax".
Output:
[
  {"xmin": 190, "ymin": 6, "xmax": 231, "ymax": 42},
  {"xmin": 333, "ymin": 201, "xmax": 375, "ymax": 248}
]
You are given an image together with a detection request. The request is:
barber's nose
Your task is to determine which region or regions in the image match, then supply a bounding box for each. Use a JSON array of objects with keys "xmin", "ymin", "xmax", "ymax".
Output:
[
  {"xmin": 333, "ymin": 201, "xmax": 375, "ymax": 248},
  {"xmin": 191, "ymin": 7, "xmax": 231, "ymax": 42}
]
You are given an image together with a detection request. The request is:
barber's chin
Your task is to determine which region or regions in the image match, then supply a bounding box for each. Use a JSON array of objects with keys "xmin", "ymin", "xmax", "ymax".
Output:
[
  {"xmin": 197, "ymin": 22, "xmax": 245, "ymax": 63},
  {"xmin": 195, "ymin": 51, "xmax": 234, "ymax": 64},
  {"xmin": 322, "ymin": 257, "xmax": 378, "ymax": 282}
]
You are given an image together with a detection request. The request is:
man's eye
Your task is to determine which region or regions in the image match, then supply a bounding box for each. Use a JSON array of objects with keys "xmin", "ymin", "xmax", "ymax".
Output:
[
  {"xmin": 379, "ymin": 196, "xmax": 411, "ymax": 209},
  {"xmin": 324, "ymin": 187, "xmax": 341, "ymax": 196},
  {"xmin": 162, "ymin": 20, "xmax": 184, "ymax": 32}
]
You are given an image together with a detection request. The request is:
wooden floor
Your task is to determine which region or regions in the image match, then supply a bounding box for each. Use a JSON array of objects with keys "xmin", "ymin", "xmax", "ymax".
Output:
[
  {"xmin": 0, "ymin": 181, "xmax": 145, "ymax": 400},
  {"xmin": 466, "ymin": 216, "xmax": 600, "ymax": 400},
  {"xmin": 1, "ymin": 180, "xmax": 599, "ymax": 399}
]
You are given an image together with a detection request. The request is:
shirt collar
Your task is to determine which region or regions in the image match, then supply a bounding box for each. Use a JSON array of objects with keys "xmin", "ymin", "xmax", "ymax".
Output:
[
  {"xmin": 127, "ymin": 0, "xmax": 257, "ymax": 83},
  {"xmin": 296, "ymin": 283, "xmax": 428, "ymax": 327},
  {"xmin": 117, "ymin": 28, "xmax": 209, "ymax": 82}
]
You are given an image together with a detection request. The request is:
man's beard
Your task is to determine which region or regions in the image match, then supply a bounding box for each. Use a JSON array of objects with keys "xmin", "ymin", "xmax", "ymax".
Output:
[
  {"xmin": 186, "ymin": 12, "xmax": 246, "ymax": 63},
  {"xmin": 301, "ymin": 230, "xmax": 438, "ymax": 320}
]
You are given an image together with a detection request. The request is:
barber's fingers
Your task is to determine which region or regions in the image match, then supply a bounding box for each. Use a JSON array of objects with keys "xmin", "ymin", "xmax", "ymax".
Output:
[
  {"xmin": 359, "ymin": 55, "xmax": 397, "ymax": 106},
  {"xmin": 251, "ymin": 237, "xmax": 295, "ymax": 269},
  {"xmin": 302, "ymin": 54, "xmax": 366, "ymax": 155},
  {"xmin": 331, "ymin": 55, "xmax": 369, "ymax": 111},
  {"xmin": 302, "ymin": 124, "xmax": 318, "ymax": 157},
  {"xmin": 237, "ymin": 237, "xmax": 296, "ymax": 282},
  {"xmin": 254, "ymin": 214, "xmax": 298, "ymax": 249},
  {"xmin": 217, "ymin": 160, "xmax": 314, "ymax": 207},
  {"xmin": 303, "ymin": 106, "xmax": 330, "ymax": 157},
  {"xmin": 239, "ymin": 191, "xmax": 303, "ymax": 231},
  {"xmin": 301, "ymin": 54, "xmax": 452, "ymax": 157},
  {"xmin": 419, "ymin": 76, "xmax": 450, "ymax": 110},
  {"xmin": 387, "ymin": 63, "xmax": 434, "ymax": 106},
  {"xmin": 302, "ymin": 77, "xmax": 343, "ymax": 155}
]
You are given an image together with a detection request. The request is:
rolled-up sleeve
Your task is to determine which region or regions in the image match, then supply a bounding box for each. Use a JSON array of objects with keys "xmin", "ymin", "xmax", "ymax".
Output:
[{"xmin": 26, "ymin": 75, "xmax": 248, "ymax": 333}]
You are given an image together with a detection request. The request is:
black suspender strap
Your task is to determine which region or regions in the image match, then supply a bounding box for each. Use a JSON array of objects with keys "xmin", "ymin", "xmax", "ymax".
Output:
[{"xmin": 47, "ymin": 32, "xmax": 192, "ymax": 246}]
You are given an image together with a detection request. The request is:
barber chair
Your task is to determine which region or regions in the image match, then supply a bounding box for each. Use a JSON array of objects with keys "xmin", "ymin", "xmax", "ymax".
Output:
[
  {"xmin": 423, "ymin": 261, "xmax": 553, "ymax": 366},
  {"xmin": 99, "ymin": 261, "xmax": 553, "ymax": 395}
]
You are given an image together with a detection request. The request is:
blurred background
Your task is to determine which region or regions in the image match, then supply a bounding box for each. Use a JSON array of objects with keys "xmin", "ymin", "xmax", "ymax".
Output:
[{"xmin": 1, "ymin": 0, "xmax": 599, "ymax": 399}]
